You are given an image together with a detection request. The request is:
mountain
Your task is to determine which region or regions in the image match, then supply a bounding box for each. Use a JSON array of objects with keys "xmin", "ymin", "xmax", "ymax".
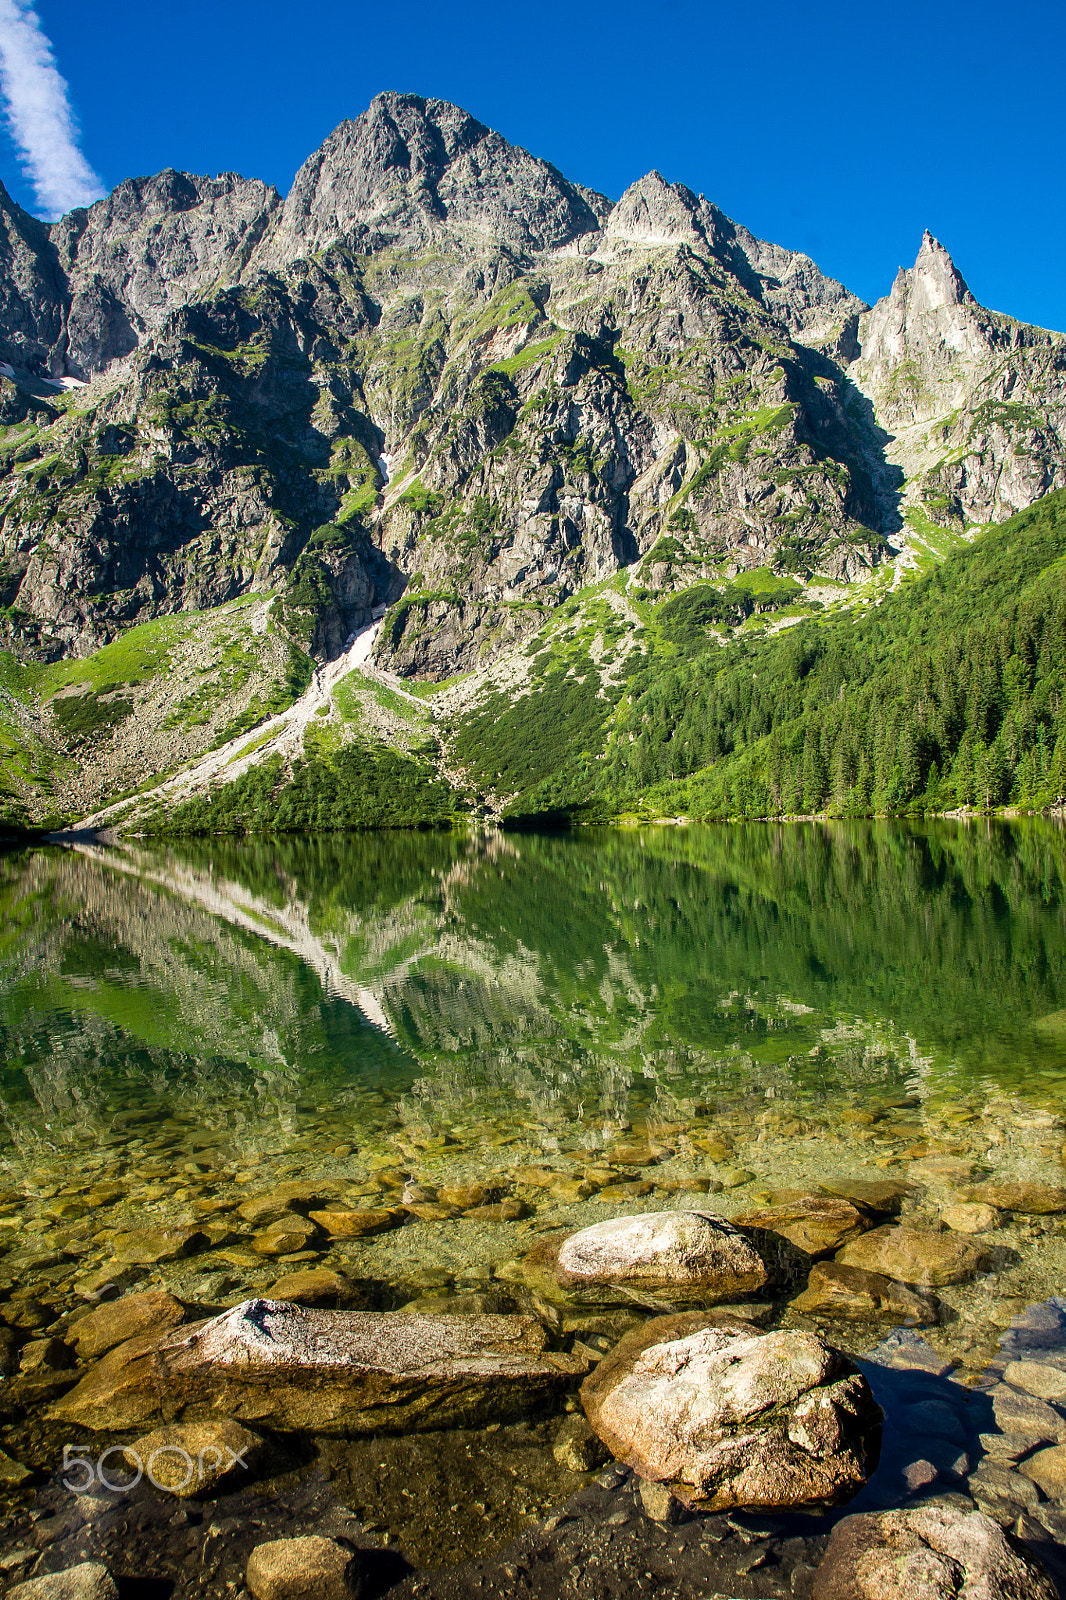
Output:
[{"xmin": 0, "ymin": 91, "xmax": 1063, "ymax": 827}]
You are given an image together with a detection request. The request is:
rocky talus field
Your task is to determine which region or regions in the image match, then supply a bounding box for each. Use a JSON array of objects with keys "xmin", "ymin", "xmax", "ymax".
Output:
[{"xmin": 0, "ymin": 91, "xmax": 1063, "ymax": 827}]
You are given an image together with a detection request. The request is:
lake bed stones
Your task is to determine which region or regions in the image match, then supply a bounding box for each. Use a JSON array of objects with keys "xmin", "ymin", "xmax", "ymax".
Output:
[
  {"xmin": 554, "ymin": 1212, "xmax": 769, "ymax": 1305},
  {"xmin": 836, "ymin": 1224, "xmax": 988, "ymax": 1286},
  {"xmin": 582, "ymin": 1311, "xmax": 880, "ymax": 1512},
  {"xmin": 812, "ymin": 1505, "xmax": 1057, "ymax": 1600}
]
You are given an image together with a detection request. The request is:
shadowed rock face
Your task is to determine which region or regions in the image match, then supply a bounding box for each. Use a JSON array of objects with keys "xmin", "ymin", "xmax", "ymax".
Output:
[{"xmin": 852, "ymin": 231, "xmax": 1066, "ymax": 527}]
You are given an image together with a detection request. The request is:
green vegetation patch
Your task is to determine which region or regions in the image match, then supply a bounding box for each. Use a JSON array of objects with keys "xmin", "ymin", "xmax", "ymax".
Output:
[
  {"xmin": 147, "ymin": 746, "xmax": 460, "ymax": 835},
  {"xmin": 51, "ymin": 689, "xmax": 134, "ymax": 742},
  {"xmin": 454, "ymin": 662, "xmax": 610, "ymax": 813}
]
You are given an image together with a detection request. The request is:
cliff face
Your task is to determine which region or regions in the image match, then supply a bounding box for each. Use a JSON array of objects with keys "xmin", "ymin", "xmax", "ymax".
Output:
[
  {"xmin": 0, "ymin": 91, "xmax": 1063, "ymax": 758},
  {"xmin": 851, "ymin": 232, "xmax": 1066, "ymax": 528}
]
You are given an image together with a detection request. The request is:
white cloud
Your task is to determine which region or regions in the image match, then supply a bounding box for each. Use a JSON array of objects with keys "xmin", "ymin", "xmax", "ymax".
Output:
[{"xmin": 0, "ymin": 0, "xmax": 103, "ymax": 219}]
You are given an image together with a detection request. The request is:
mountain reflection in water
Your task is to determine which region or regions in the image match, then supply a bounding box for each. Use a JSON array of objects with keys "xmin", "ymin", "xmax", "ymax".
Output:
[{"xmin": 1, "ymin": 819, "xmax": 1064, "ymax": 1161}]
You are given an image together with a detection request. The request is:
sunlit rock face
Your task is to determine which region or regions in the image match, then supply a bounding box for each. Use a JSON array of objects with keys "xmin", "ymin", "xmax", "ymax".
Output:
[{"xmin": 2, "ymin": 91, "xmax": 1062, "ymax": 688}]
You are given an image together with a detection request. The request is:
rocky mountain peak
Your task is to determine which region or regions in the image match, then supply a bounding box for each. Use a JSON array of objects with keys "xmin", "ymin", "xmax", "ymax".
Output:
[
  {"xmin": 893, "ymin": 229, "xmax": 975, "ymax": 314},
  {"xmin": 856, "ymin": 229, "xmax": 989, "ymax": 390},
  {"xmin": 258, "ymin": 91, "xmax": 611, "ymax": 267},
  {"xmin": 603, "ymin": 171, "xmax": 712, "ymax": 250}
]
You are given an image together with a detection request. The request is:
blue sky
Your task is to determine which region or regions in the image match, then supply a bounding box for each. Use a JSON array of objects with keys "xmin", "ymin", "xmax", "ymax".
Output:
[{"xmin": 5, "ymin": 0, "xmax": 1065, "ymax": 330}]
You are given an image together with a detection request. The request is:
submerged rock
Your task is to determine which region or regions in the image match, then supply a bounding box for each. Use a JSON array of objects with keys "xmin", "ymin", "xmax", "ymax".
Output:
[
  {"xmin": 969, "ymin": 1183, "xmax": 1066, "ymax": 1216},
  {"xmin": 265, "ymin": 1268, "xmax": 355, "ymax": 1306},
  {"xmin": 552, "ymin": 1412, "xmax": 609, "ymax": 1473},
  {"xmin": 941, "ymin": 1202, "xmax": 1001, "ymax": 1234},
  {"xmin": 812, "ymin": 1505, "xmax": 1057, "ymax": 1599},
  {"xmin": 50, "ymin": 1332, "xmax": 167, "ymax": 1430},
  {"xmin": 110, "ymin": 1227, "xmax": 209, "ymax": 1266},
  {"xmin": 733, "ymin": 1196, "xmax": 874, "ymax": 1258},
  {"xmin": 122, "ymin": 1418, "xmax": 266, "ymax": 1497},
  {"xmin": 836, "ymin": 1224, "xmax": 988, "ymax": 1286},
  {"xmin": 307, "ymin": 1208, "xmax": 403, "ymax": 1237},
  {"xmin": 819, "ymin": 1179, "xmax": 912, "ymax": 1214},
  {"xmin": 554, "ymin": 1212, "xmax": 768, "ymax": 1304},
  {"xmin": 791, "ymin": 1261, "xmax": 939, "ymax": 1325},
  {"xmin": 54, "ymin": 1299, "xmax": 586, "ymax": 1435},
  {"xmin": 582, "ymin": 1311, "xmax": 880, "ymax": 1512},
  {"xmin": 71, "ymin": 1289, "xmax": 186, "ymax": 1361}
]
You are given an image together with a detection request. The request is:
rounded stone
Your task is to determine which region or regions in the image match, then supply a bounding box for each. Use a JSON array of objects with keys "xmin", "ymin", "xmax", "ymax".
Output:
[
  {"xmin": 555, "ymin": 1211, "xmax": 768, "ymax": 1303},
  {"xmin": 836, "ymin": 1224, "xmax": 988, "ymax": 1286},
  {"xmin": 246, "ymin": 1536, "xmax": 363, "ymax": 1600}
]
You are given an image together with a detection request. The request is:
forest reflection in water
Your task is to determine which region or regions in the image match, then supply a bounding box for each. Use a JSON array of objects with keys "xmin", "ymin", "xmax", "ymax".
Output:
[{"xmin": 0, "ymin": 817, "xmax": 1065, "ymax": 1157}]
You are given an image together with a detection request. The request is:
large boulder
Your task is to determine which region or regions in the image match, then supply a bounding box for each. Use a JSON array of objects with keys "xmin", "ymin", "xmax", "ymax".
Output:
[
  {"xmin": 552, "ymin": 1212, "xmax": 768, "ymax": 1305},
  {"xmin": 812, "ymin": 1505, "xmax": 1057, "ymax": 1599},
  {"xmin": 582, "ymin": 1310, "xmax": 880, "ymax": 1512},
  {"xmin": 836, "ymin": 1225, "xmax": 988, "ymax": 1286},
  {"xmin": 53, "ymin": 1300, "xmax": 585, "ymax": 1435}
]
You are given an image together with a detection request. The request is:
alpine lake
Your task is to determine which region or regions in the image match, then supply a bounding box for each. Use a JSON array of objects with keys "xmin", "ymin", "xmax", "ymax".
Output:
[{"xmin": 2, "ymin": 818, "xmax": 1066, "ymax": 1574}]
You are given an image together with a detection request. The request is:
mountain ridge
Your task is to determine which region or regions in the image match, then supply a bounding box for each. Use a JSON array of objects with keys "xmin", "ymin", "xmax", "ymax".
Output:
[{"xmin": 0, "ymin": 90, "xmax": 1063, "ymax": 826}]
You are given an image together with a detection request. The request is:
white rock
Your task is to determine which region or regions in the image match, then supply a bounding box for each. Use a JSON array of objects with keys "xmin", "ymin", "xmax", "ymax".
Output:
[{"xmin": 556, "ymin": 1212, "xmax": 767, "ymax": 1302}]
